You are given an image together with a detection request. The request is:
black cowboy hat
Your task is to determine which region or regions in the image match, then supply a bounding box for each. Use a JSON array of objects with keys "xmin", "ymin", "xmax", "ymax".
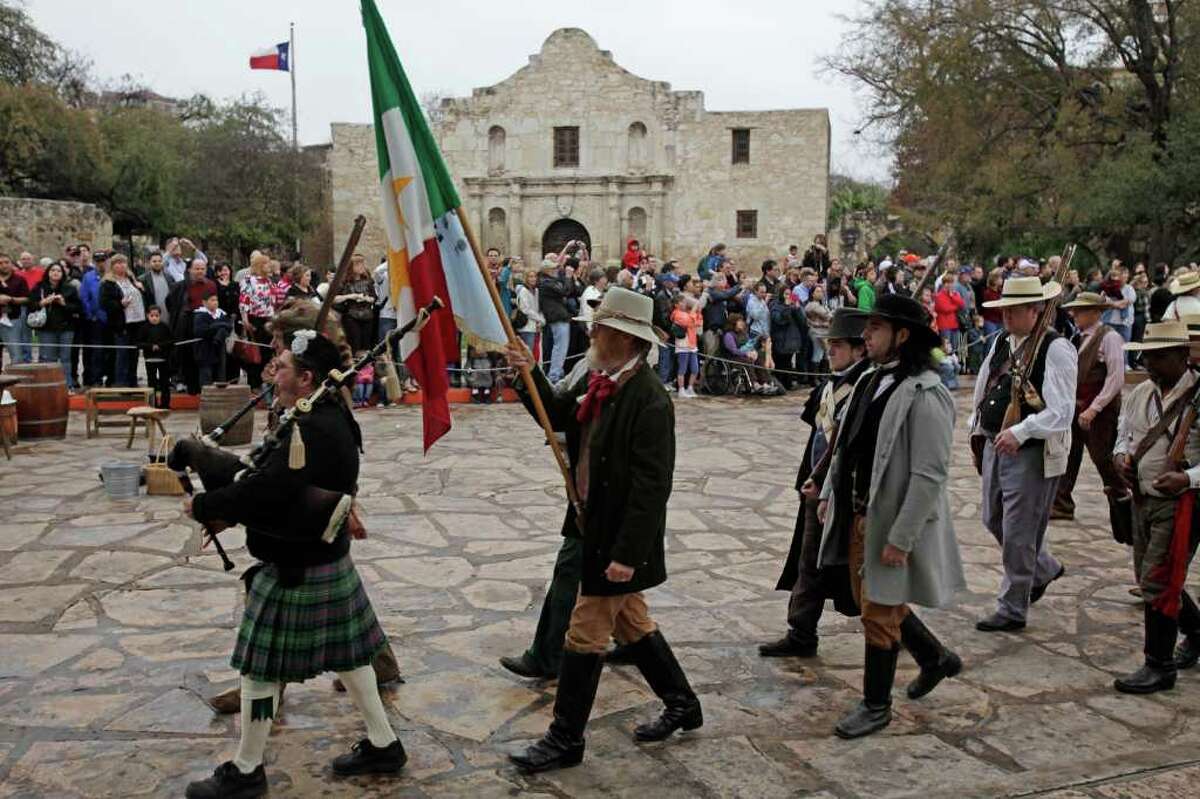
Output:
[
  {"xmin": 818, "ymin": 307, "xmax": 867, "ymax": 341},
  {"xmin": 864, "ymin": 293, "xmax": 942, "ymax": 350}
]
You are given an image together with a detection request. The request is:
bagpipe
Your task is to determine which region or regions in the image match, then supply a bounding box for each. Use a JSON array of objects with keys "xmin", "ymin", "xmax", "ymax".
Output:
[{"xmin": 168, "ymin": 297, "xmax": 445, "ymax": 571}]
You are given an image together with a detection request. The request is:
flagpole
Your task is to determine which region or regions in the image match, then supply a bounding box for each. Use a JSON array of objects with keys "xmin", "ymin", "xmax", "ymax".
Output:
[
  {"xmin": 454, "ymin": 205, "xmax": 585, "ymax": 528},
  {"xmin": 290, "ymin": 21, "xmax": 300, "ymax": 257}
]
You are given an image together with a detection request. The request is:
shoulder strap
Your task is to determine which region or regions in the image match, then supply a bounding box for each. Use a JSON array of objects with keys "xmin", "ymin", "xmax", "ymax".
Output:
[
  {"xmin": 1132, "ymin": 380, "xmax": 1200, "ymax": 466},
  {"xmin": 1076, "ymin": 325, "xmax": 1111, "ymax": 385}
]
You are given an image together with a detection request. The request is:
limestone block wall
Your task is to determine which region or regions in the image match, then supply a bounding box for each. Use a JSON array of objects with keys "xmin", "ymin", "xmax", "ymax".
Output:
[
  {"xmin": 325, "ymin": 28, "xmax": 830, "ymax": 274},
  {"xmin": 670, "ymin": 110, "xmax": 830, "ymax": 269},
  {"xmin": 0, "ymin": 198, "xmax": 112, "ymax": 259}
]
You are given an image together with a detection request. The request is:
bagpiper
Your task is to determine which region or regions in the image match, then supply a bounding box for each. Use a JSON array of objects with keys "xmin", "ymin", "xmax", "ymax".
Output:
[{"xmin": 183, "ymin": 331, "xmax": 404, "ymax": 798}]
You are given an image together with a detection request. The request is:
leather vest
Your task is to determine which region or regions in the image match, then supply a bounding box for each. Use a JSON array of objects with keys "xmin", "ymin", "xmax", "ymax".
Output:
[{"xmin": 978, "ymin": 331, "xmax": 1059, "ymax": 435}]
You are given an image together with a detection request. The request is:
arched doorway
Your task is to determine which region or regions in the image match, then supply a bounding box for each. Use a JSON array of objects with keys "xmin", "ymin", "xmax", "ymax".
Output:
[{"xmin": 541, "ymin": 219, "xmax": 591, "ymax": 258}]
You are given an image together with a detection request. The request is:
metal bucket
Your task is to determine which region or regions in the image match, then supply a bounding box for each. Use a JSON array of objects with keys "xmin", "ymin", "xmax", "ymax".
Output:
[{"xmin": 101, "ymin": 461, "xmax": 141, "ymax": 500}]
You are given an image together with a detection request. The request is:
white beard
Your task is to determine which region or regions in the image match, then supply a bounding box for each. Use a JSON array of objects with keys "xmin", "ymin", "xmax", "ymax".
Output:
[{"xmin": 585, "ymin": 345, "xmax": 606, "ymax": 371}]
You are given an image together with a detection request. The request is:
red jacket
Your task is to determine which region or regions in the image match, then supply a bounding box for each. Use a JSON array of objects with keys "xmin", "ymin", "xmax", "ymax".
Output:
[
  {"xmin": 933, "ymin": 288, "xmax": 965, "ymax": 332},
  {"xmin": 622, "ymin": 238, "xmax": 642, "ymax": 270}
]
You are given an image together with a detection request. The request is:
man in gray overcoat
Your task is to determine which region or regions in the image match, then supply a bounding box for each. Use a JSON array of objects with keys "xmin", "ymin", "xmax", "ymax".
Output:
[{"xmin": 818, "ymin": 294, "xmax": 966, "ymax": 739}]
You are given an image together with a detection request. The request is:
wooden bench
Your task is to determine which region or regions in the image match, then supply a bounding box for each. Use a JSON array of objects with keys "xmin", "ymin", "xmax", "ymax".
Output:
[
  {"xmin": 126, "ymin": 406, "xmax": 170, "ymax": 449},
  {"xmin": 85, "ymin": 387, "xmax": 154, "ymax": 439}
]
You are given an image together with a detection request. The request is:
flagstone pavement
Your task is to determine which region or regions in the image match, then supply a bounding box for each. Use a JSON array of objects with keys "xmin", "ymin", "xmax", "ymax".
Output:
[{"xmin": 0, "ymin": 384, "xmax": 1197, "ymax": 798}]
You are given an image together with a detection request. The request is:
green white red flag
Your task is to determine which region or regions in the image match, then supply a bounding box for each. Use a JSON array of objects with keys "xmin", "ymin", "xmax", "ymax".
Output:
[{"xmin": 361, "ymin": 0, "xmax": 508, "ymax": 451}]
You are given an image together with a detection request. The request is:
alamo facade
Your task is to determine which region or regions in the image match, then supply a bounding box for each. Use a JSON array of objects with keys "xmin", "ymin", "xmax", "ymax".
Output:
[{"xmin": 318, "ymin": 28, "xmax": 830, "ymax": 270}]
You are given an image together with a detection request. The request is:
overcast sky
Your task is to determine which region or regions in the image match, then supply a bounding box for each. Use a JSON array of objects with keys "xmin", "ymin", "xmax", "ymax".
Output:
[{"xmin": 28, "ymin": 0, "xmax": 891, "ymax": 182}]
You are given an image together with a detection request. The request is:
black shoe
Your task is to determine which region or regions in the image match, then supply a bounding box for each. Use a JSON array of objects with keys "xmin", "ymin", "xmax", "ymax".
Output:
[
  {"xmin": 835, "ymin": 643, "xmax": 898, "ymax": 739},
  {"xmin": 332, "ymin": 738, "xmax": 407, "ymax": 776},
  {"xmin": 606, "ymin": 642, "xmax": 637, "ymax": 665},
  {"xmin": 899, "ymin": 614, "xmax": 962, "ymax": 699},
  {"xmin": 185, "ymin": 761, "xmax": 267, "ymax": 799},
  {"xmin": 499, "ymin": 654, "xmax": 554, "ymax": 680},
  {"xmin": 758, "ymin": 635, "xmax": 818, "ymax": 658},
  {"xmin": 975, "ymin": 613, "xmax": 1026, "ymax": 633},
  {"xmin": 1175, "ymin": 636, "xmax": 1200, "ymax": 670},
  {"xmin": 510, "ymin": 651, "xmax": 603, "ymax": 773},
  {"xmin": 626, "ymin": 630, "xmax": 703, "ymax": 742},
  {"xmin": 1116, "ymin": 605, "xmax": 1180, "ymax": 694},
  {"xmin": 1114, "ymin": 661, "xmax": 1177, "ymax": 694},
  {"xmin": 1030, "ymin": 565, "xmax": 1066, "ymax": 604},
  {"xmin": 1177, "ymin": 592, "xmax": 1200, "ymax": 669}
]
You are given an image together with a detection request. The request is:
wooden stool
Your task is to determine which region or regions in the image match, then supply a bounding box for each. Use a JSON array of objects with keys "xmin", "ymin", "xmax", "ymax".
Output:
[
  {"xmin": 126, "ymin": 406, "xmax": 170, "ymax": 449},
  {"xmin": 86, "ymin": 387, "xmax": 154, "ymax": 438}
]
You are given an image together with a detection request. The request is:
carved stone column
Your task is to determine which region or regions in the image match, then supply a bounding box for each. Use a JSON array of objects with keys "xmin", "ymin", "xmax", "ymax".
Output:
[{"xmin": 508, "ymin": 181, "xmax": 523, "ymax": 262}]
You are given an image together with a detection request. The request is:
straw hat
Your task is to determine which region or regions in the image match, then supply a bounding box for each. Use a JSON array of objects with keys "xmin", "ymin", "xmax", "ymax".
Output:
[
  {"xmin": 1168, "ymin": 270, "xmax": 1200, "ymax": 295},
  {"xmin": 1180, "ymin": 314, "xmax": 1200, "ymax": 340},
  {"xmin": 1124, "ymin": 320, "xmax": 1190, "ymax": 352},
  {"xmin": 574, "ymin": 287, "xmax": 665, "ymax": 347},
  {"xmin": 981, "ymin": 276, "xmax": 1062, "ymax": 308},
  {"xmin": 1060, "ymin": 292, "xmax": 1110, "ymax": 310}
]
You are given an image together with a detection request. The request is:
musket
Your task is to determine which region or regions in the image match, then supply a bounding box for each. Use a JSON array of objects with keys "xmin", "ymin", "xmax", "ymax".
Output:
[
  {"xmin": 912, "ymin": 236, "xmax": 956, "ymax": 298},
  {"xmin": 1001, "ymin": 244, "xmax": 1077, "ymax": 430}
]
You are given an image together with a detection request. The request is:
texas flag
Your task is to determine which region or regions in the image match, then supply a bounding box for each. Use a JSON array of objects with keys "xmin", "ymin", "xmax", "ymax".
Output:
[{"xmin": 249, "ymin": 42, "xmax": 290, "ymax": 71}]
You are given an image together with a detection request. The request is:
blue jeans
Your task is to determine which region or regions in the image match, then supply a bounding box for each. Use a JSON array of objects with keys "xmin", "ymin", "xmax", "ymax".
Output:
[
  {"xmin": 37, "ymin": 330, "xmax": 76, "ymax": 389},
  {"xmin": 113, "ymin": 331, "xmax": 134, "ymax": 387},
  {"xmin": 547, "ymin": 321, "xmax": 570, "ymax": 382},
  {"xmin": 658, "ymin": 344, "xmax": 675, "ymax": 384},
  {"xmin": 518, "ymin": 330, "xmax": 537, "ymax": 353}
]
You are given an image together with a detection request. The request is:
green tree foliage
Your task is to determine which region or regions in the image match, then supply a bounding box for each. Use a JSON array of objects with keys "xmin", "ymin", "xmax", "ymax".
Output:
[
  {"xmin": 827, "ymin": 0, "xmax": 1200, "ymax": 263},
  {"xmin": 828, "ymin": 173, "xmax": 890, "ymax": 228},
  {"xmin": 0, "ymin": 1, "xmax": 320, "ymax": 257}
]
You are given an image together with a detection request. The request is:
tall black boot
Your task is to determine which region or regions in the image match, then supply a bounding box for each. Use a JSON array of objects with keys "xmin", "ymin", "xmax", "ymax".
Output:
[
  {"xmin": 1174, "ymin": 591, "xmax": 1200, "ymax": 670},
  {"xmin": 835, "ymin": 643, "xmax": 898, "ymax": 739},
  {"xmin": 900, "ymin": 613, "xmax": 962, "ymax": 699},
  {"xmin": 627, "ymin": 630, "xmax": 703, "ymax": 742},
  {"xmin": 1114, "ymin": 605, "xmax": 1178, "ymax": 694},
  {"xmin": 510, "ymin": 651, "xmax": 603, "ymax": 773}
]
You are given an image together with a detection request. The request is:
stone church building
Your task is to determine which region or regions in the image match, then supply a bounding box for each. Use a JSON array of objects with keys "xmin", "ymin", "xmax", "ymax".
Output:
[{"xmin": 318, "ymin": 28, "xmax": 829, "ymax": 270}]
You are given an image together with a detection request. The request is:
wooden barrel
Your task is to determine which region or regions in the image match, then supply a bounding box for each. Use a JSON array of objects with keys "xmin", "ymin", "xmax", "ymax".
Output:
[
  {"xmin": 199, "ymin": 383, "xmax": 255, "ymax": 446},
  {"xmin": 0, "ymin": 402, "xmax": 16, "ymax": 444},
  {"xmin": 3, "ymin": 363, "xmax": 69, "ymax": 439}
]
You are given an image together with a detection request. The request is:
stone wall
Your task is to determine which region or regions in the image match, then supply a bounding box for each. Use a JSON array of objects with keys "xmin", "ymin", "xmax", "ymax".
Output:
[
  {"xmin": 0, "ymin": 198, "xmax": 112, "ymax": 259},
  {"xmin": 326, "ymin": 28, "xmax": 829, "ymax": 272}
]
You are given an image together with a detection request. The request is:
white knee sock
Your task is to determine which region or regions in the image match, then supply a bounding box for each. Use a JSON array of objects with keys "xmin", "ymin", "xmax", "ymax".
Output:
[
  {"xmin": 336, "ymin": 665, "xmax": 398, "ymax": 748},
  {"xmin": 234, "ymin": 677, "xmax": 280, "ymax": 775}
]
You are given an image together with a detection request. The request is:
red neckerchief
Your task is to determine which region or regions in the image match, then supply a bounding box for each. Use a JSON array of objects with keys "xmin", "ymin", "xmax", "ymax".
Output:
[{"xmin": 576, "ymin": 371, "xmax": 618, "ymax": 424}]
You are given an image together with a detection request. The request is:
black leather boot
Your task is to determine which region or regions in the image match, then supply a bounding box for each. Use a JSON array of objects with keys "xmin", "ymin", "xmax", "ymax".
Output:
[
  {"xmin": 758, "ymin": 633, "xmax": 818, "ymax": 658},
  {"xmin": 1176, "ymin": 592, "xmax": 1200, "ymax": 670},
  {"xmin": 510, "ymin": 651, "xmax": 603, "ymax": 773},
  {"xmin": 1115, "ymin": 605, "xmax": 1178, "ymax": 694},
  {"xmin": 835, "ymin": 643, "xmax": 898, "ymax": 739},
  {"xmin": 900, "ymin": 613, "xmax": 962, "ymax": 699},
  {"xmin": 185, "ymin": 761, "xmax": 267, "ymax": 799},
  {"xmin": 606, "ymin": 641, "xmax": 637, "ymax": 665},
  {"xmin": 627, "ymin": 630, "xmax": 703, "ymax": 741}
]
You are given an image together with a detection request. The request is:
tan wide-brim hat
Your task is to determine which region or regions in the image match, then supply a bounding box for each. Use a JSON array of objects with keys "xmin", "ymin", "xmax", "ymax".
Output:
[
  {"xmin": 1169, "ymin": 271, "xmax": 1200, "ymax": 295},
  {"xmin": 1180, "ymin": 314, "xmax": 1200, "ymax": 341},
  {"xmin": 1124, "ymin": 320, "xmax": 1190, "ymax": 352},
  {"xmin": 574, "ymin": 286, "xmax": 666, "ymax": 346},
  {"xmin": 1060, "ymin": 291, "xmax": 1110, "ymax": 310},
  {"xmin": 981, "ymin": 276, "xmax": 1063, "ymax": 308}
]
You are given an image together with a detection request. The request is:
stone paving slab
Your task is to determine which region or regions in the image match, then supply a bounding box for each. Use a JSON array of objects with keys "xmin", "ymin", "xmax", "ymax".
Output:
[{"xmin": 0, "ymin": 390, "xmax": 1197, "ymax": 797}]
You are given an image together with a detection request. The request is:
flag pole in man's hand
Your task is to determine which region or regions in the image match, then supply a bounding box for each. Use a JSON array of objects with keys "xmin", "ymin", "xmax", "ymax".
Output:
[{"xmin": 455, "ymin": 210, "xmax": 586, "ymax": 528}]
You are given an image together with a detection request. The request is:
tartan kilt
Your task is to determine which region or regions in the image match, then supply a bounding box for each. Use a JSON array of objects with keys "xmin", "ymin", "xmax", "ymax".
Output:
[{"xmin": 231, "ymin": 554, "xmax": 387, "ymax": 683}]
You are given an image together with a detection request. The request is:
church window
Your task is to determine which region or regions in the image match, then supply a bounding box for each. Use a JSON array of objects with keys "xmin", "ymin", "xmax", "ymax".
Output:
[
  {"xmin": 554, "ymin": 126, "xmax": 580, "ymax": 167},
  {"xmin": 732, "ymin": 129, "xmax": 750, "ymax": 164},
  {"xmin": 736, "ymin": 210, "xmax": 758, "ymax": 239}
]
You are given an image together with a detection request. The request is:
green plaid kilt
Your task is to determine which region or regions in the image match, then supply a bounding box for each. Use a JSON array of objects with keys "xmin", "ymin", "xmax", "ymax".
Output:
[{"xmin": 231, "ymin": 554, "xmax": 387, "ymax": 683}]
